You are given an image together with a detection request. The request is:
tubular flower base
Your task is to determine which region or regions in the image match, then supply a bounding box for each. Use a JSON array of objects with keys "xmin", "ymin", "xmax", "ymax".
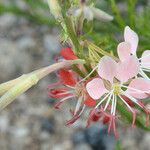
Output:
[
  {"xmin": 48, "ymin": 29, "xmax": 150, "ymax": 137},
  {"xmin": 0, "ymin": 59, "xmax": 85, "ymax": 111}
]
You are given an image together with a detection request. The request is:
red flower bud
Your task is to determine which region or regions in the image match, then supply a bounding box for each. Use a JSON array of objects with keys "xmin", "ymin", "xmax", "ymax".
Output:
[
  {"xmin": 60, "ymin": 48, "xmax": 77, "ymax": 60},
  {"xmin": 58, "ymin": 69, "xmax": 77, "ymax": 86}
]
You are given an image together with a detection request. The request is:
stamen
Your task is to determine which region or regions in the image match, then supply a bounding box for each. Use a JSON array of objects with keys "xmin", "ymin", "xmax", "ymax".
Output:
[
  {"xmin": 104, "ymin": 92, "xmax": 113, "ymax": 111},
  {"xmin": 60, "ymin": 95, "xmax": 75, "ymax": 103},
  {"xmin": 112, "ymin": 118, "xmax": 118, "ymax": 138},
  {"xmin": 121, "ymin": 85, "xmax": 150, "ymax": 94},
  {"xmin": 95, "ymin": 91, "xmax": 112, "ymax": 109},
  {"xmin": 142, "ymin": 68, "xmax": 150, "ymax": 72},
  {"xmin": 74, "ymin": 96, "xmax": 83, "ymax": 114},
  {"xmin": 123, "ymin": 93, "xmax": 143, "ymax": 108},
  {"xmin": 139, "ymin": 69, "xmax": 149, "ymax": 79},
  {"xmin": 54, "ymin": 95, "xmax": 75, "ymax": 109},
  {"xmin": 139, "ymin": 53, "xmax": 150, "ymax": 60},
  {"xmin": 113, "ymin": 95, "xmax": 117, "ymax": 116},
  {"xmin": 65, "ymin": 105, "xmax": 86, "ymax": 126},
  {"xmin": 119, "ymin": 95, "xmax": 133, "ymax": 112},
  {"xmin": 78, "ymin": 65, "xmax": 98, "ymax": 83},
  {"xmin": 119, "ymin": 95, "xmax": 137, "ymax": 127},
  {"xmin": 111, "ymin": 94, "xmax": 115, "ymax": 114},
  {"xmin": 78, "ymin": 105, "xmax": 86, "ymax": 116},
  {"xmin": 66, "ymin": 85, "xmax": 76, "ymax": 89}
]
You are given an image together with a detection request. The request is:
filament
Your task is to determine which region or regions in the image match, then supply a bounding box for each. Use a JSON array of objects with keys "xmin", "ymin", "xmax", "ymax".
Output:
[
  {"xmin": 74, "ymin": 96, "xmax": 83, "ymax": 114},
  {"xmin": 78, "ymin": 65, "xmax": 98, "ymax": 83},
  {"xmin": 139, "ymin": 69, "xmax": 149, "ymax": 79},
  {"xmin": 139, "ymin": 53, "xmax": 150, "ymax": 60},
  {"xmin": 95, "ymin": 92, "xmax": 112, "ymax": 109},
  {"xmin": 123, "ymin": 93, "xmax": 143, "ymax": 108},
  {"xmin": 60, "ymin": 95, "xmax": 75, "ymax": 102},
  {"xmin": 119, "ymin": 95, "xmax": 133, "ymax": 112},
  {"xmin": 142, "ymin": 68, "xmax": 150, "ymax": 72},
  {"xmin": 121, "ymin": 85, "xmax": 150, "ymax": 93},
  {"xmin": 113, "ymin": 95, "xmax": 117, "ymax": 116},
  {"xmin": 111, "ymin": 94, "xmax": 115, "ymax": 114},
  {"xmin": 104, "ymin": 92, "xmax": 113, "ymax": 111}
]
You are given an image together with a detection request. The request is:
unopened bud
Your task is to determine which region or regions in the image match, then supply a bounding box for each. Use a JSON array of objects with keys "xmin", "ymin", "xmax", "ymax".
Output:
[{"xmin": 91, "ymin": 7, "xmax": 113, "ymax": 22}]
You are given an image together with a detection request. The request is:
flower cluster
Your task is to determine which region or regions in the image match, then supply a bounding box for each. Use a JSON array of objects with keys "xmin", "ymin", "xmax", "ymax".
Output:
[{"xmin": 48, "ymin": 27, "xmax": 150, "ymax": 137}]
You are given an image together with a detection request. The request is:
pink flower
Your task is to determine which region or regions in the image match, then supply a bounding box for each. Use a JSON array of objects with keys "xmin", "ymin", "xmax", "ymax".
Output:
[
  {"xmin": 48, "ymin": 69, "xmax": 96, "ymax": 125},
  {"xmin": 117, "ymin": 26, "xmax": 150, "ymax": 80},
  {"xmin": 86, "ymin": 56, "xmax": 150, "ymax": 137}
]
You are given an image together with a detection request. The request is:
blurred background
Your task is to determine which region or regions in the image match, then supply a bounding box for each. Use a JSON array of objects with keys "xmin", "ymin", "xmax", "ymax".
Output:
[{"xmin": 0, "ymin": 0, "xmax": 150, "ymax": 150}]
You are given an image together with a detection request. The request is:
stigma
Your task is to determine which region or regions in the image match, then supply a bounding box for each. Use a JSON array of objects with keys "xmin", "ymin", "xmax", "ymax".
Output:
[{"xmin": 112, "ymin": 83, "xmax": 121, "ymax": 95}]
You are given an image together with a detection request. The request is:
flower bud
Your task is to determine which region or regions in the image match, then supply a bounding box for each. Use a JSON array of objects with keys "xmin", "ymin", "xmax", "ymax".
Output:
[{"xmin": 91, "ymin": 7, "xmax": 113, "ymax": 22}]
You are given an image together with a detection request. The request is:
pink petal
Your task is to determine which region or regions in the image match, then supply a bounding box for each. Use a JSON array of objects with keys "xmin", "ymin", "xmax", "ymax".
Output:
[
  {"xmin": 141, "ymin": 50, "xmax": 150, "ymax": 69},
  {"xmin": 117, "ymin": 42, "xmax": 131, "ymax": 61},
  {"xmin": 86, "ymin": 78, "xmax": 108, "ymax": 100},
  {"xmin": 124, "ymin": 26, "xmax": 139, "ymax": 55},
  {"xmin": 127, "ymin": 78, "xmax": 150, "ymax": 99},
  {"xmin": 116, "ymin": 56, "xmax": 140, "ymax": 82},
  {"xmin": 98, "ymin": 56, "xmax": 117, "ymax": 83}
]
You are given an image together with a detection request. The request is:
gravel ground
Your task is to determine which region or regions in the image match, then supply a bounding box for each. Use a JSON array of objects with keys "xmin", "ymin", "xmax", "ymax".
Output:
[{"xmin": 0, "ymin": 1, "xmax": 150, "ymax": 150}]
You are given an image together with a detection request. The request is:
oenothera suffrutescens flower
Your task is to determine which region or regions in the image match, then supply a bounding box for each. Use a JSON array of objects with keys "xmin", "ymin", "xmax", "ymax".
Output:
[
  {"xmin": 48, "ymin": 48, "xmax": 96, "ymax": 125},
  {"xmin": 86, "ymin": 55, "xmax": 150, "ymax": 137},
  {"xmin": 118, "ymin": 26, "xmax": 150, "ymax": 80}
]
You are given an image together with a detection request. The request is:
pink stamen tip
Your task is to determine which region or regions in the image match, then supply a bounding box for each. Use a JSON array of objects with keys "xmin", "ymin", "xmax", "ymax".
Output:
[
  {"xmin": 65, "ymin": 114, "xmax": 80, "ymax": 126},
  {"xmin": 132, "ymin": 111, "xmax": 136, "ymax": 128},
  {"xmin": 107, "ymin": 115, "xmax": 118, "ymax": 138},
  {"xmin": 86, "ymin": 109, "xmax": 97, "ymax": 128},
  {"xmin": 54, "ymin": 102, "xmax": 63, "ymax": 109},
  {"xmin": 145, "ymin": 112, "xmax": 149, "ymax": 127},
  {"xmin": 107, "ymin": 115, "xmax": 112, "ymax": 135},
  {"xmin": 112, "ymin": 118, "xmax": 119, "ymax": 139}
]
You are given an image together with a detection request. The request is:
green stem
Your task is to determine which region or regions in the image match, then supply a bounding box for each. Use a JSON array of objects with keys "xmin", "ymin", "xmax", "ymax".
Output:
[{"xmin": 64, "ymin": 16, "xmax": 83, "ymax": 57}]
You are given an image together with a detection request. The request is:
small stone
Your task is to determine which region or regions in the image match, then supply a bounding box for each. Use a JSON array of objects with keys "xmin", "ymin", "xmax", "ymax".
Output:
[
  {"xmin": 72, "ymin": 129, "xmax": 86, "ymax": 145},
  {"xmin": 0, "ymin": 115, "xmax": 9, "ymax": 132},
  {"xmin": 139, "ymin": 133, "xmax": 150, "ymax": 150},
  {"xmin": 41, "ymin": 118, "xmax": 55, "ymax": 134},
  {"xmin": 17, "ymin": 36, "xmax": 36, "ymax": 50},
  {"xmin": 43, "ymin": 34, "xmax": 61, "ymax": 53},
  {"xmin": 10, "ymin": 127, "xmax": 29, "ymax": 138},
  {"xmin": 0, "ymin": 13, "xmax": 17, "ymax": 29},
  {"xmin": 85, "ymin": 124, "xmax": 107, "ymax": 150}
]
